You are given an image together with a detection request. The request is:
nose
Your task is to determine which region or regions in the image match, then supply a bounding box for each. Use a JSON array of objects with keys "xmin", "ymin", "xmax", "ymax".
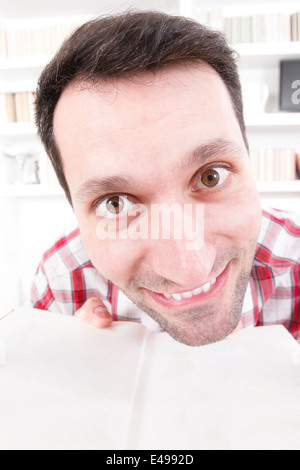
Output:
[
  {"xmin": 140, "ymin": 202, "xmax": 217, "ymax": 288},
  {"xmin": 143, "ymin": 237, "xmax": 216, "ymax": 288}
]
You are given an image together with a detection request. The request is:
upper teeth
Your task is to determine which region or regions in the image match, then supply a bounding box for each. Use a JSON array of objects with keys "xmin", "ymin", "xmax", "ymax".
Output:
[{"xmin": 163, "ymin": 278, "xmax": 216, "ymax": 300}]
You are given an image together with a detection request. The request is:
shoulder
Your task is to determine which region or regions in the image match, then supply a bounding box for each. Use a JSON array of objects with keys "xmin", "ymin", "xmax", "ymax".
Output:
[
  {"xmin": 38, "ymin": 224, "xmax": 93, "ymax": 279},
  {"xmin": 31, "ymin": 224, "xmax": 114, "ymax": 313},
  {"xmin": 255, "ymin": 208, "xmax": 300, "ymax": 267}
]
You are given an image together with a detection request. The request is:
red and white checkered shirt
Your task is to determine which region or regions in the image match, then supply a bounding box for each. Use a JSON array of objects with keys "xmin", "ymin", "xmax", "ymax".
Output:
[{"xmin": 29, "ymin": 208, "xmax": 300, "ymax": 338}]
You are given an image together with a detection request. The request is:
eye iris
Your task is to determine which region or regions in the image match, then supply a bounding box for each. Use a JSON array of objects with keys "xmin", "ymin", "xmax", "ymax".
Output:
[
  {"xmin": 106, "ymin": 196, "xmax": 124, "ymax": 214},
  {"xmin": 201, "ymin": 169, "xmax": 220, "ymax": 187}
]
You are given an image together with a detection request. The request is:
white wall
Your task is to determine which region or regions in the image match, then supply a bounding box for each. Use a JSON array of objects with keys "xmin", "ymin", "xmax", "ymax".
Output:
[{"xmin": 0, "ymin": 194, "xmax": 76, "ymax": 314}]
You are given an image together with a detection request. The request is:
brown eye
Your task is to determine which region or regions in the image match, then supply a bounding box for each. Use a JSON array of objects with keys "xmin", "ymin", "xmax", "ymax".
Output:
[
  {"xmin": 95, "ymin": 194, "xmax": 137, "ymax": 218},
  {"xmin": 201, "ymin": 169, "xmax": 220, "ymax": 187},
  {"xmin": 193, "ymin": 167, "xmax": 231, "ymax": 191},
  {"xmin": 106, "ymin": 196, "xmax": 124, "ymax": 214}
]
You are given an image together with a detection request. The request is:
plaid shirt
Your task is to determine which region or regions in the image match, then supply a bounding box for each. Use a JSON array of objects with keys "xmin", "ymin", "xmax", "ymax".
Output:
[{"xmin": 29, "ymin": 208, "xmax": 300, "ymax": 338}]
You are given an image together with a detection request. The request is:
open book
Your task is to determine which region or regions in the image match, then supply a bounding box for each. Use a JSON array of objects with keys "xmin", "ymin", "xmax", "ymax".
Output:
[{"xmin": 0, "ymin": 306, "xmax": 300, "ymax": 450}]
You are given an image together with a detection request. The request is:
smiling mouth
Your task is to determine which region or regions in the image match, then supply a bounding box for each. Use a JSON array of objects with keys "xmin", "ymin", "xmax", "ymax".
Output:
[
  {"xmin": 143, "ymin": 263, "xmax": 230, "ymax": 308},
  {"xmin": 161, "ymin": 278, "xmax": 216, "ymax": 300}
]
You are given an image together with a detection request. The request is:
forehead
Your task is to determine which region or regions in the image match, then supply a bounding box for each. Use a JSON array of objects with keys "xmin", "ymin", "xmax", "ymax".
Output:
[
  {"xmin": 53, "ymin": 64, "xmax": 244, "ymax": 193},
  {"xmin": 54, "ymin": 63, "xmax": 232, "ymax": 125}
]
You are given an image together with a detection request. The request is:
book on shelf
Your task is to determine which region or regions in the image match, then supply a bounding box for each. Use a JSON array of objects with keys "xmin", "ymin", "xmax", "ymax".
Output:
[
  {"xmin": 291, "ymin": 11, "xmax": 300, "ymax": 41},
  {"xmin": 296, "ymin": 153, "xmax": 300, "ymax": 178},
  {"xmin": 0, "ymin": 92, "xmax": 36, "ymax": 124},
  {"xmin": 0, "ymin": 23, "xmax": 78, "ymax": 58},
  {"xmin": 224, "ymin": 13, "xmax": 293, "ymax": 44},
  {"xmin": 250, "ymin": 148, "xmax": 299, "ymax": 182},
  {"xmin": 193, "ymin": 8, "xmax": 300, "ymax": 43},
  {"xmin": 0, "ymin": 30, "xmax": 8, "ymax": 58},
  {"xmin": 0, "ymin": 306, "xmax": 300, "ymax": 450},
  {"xmin": 0, "ymin": 11, "xmax": 299, "ymax": 59}
]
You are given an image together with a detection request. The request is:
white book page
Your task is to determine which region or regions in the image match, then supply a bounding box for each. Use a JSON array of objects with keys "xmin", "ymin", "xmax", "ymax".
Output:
[
  {"xmin": 127, "ymin": 325, "xmax": 300, "ymax": 450},
  {"xmin": 0, "ymin": 307, "xmax": 147, "ymax": 450}
]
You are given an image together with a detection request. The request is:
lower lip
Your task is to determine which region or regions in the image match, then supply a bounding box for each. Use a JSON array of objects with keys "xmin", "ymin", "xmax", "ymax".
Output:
[{"xmin": 144, "ymin": 263, "xmax": 231, "ymax": 309}]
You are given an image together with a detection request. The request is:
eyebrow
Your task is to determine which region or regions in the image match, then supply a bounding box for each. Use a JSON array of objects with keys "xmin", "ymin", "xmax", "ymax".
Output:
[
  {"xmin": 74, "ymin": 138, "xmax": 243, "ymax": 204},
  {"xmin": 75, "ymin": 175, "xmax": 138, "ymax": 204},
  {"xmin": 177, "ymin": 138, "xmax": 244, "ymax": 172}
]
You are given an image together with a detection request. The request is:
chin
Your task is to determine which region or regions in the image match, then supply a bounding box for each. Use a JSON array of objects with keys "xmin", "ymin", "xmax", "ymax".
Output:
[
  {"xmin": 154, "ymin": 307, "xmax": 242, "ymax": 347},
  {"xmin": 118, "ymin": 251, "xmax": 253, "ymax": 346}
]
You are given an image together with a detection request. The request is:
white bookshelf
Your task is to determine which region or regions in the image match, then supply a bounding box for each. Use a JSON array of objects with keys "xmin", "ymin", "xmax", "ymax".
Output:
[
  {"xmin": 245, "ymin": 113, "xmax": 300, "ymax": 128},
  {"xmin": 0, "ymin": 0, "xmax": 299, "ymax": 314},
  {"xmin": 0, "ymin": 0, "xmax": 299, "ymax": 198},
  {"xmin": 0, "ymin": 55, "xmax": 51, "ymax": 70},
  {"xmin": 0, "ymin": 183, "xmax": 64, "ymax": 198},
  {"xmin": 237, "ymin": 42, "xmax": 300, "ymax": 68},
  {"xmin": 0, "ymin": 122, "xmax": 37, "ymax": 136},
  {"xmin": 257, "ymin": 180, "xmax": 300, "ymax": 193}
]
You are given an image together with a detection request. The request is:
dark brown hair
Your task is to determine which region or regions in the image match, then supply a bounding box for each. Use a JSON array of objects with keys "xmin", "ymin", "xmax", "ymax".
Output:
[{"xmin": 36, "ymin": 10, "xmax": 248, "ymax": 205}]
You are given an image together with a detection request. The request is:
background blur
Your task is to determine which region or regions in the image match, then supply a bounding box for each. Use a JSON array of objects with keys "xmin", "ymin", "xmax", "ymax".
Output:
[{"xmin": 0, "ymin": 0, "xmax": 299, "ymax": 314}]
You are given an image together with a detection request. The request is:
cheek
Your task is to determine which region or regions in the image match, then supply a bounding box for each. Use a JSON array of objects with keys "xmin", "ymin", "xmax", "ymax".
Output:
[
  {"xmin": 206, "ymin": 185, "xmax": 262, "ymax": 246},
  {"xmin": 82, "ymin": 227, "xmax": 140, "ymax": 285},
  {"xmin": 75, "ymin": 210, "xmax": 144, "ymax": 286}
]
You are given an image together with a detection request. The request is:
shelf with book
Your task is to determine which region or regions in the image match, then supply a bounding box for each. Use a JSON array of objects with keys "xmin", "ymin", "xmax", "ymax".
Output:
[
  {"xmin": 0, "ymin": 5, "xmax": 299, "ymax": 200},
  {"xmin": 0, "ymin": 42, "xmax": 298, "ymax": 71},
  {"xmin": 187, "ymin": 1, "xmax": 300, "ymax": 42},
  {"xmin": 0, "ymin": 21, "xmax": 78, "ymax": 60},
  {"xmin": 185, "ymin": 1, "xmax": 300, "ymax": 206},
  {"xmin": 245, "ymin": 113, "xmax": 300, "ymax": 128},
  {"xmin": 237, "ymin": 42, "xmax": 300, "ymax": 69}
]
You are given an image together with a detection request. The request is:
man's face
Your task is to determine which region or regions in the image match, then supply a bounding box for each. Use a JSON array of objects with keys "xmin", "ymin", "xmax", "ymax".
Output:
[{"xmin": 54, "ymin": 64, "xmax": 262, "ymax": 346}]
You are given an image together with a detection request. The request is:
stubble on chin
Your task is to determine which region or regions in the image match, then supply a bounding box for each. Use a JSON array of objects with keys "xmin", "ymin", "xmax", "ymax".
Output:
[
  {"xmin": 119, "ymin": 263, "xmax": 251, "ymax": 346},
  {"xmin": 116, "ymin": 243, "xmax": 257, "ymax": 346}
]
